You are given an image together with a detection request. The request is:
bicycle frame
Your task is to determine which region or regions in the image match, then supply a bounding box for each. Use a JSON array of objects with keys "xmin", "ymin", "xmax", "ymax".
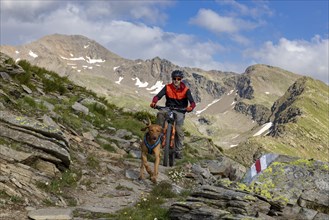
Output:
[
  {"xmin": 155, "ymin": 106, "xmax": 186, "ymax": 167},
  {"xmin": 161, "ymin": 109, "xmax": 175, "ymax": 148}
]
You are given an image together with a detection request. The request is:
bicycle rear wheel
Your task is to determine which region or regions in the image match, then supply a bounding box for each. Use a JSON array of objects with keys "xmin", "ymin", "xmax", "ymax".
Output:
[
  {"xmin": 163, "ymin": 123, "xmax": 172, "ymax": 167},
  {"xmin": 169, "ymin": 147, "xmax": 175, "ymax": 167}
]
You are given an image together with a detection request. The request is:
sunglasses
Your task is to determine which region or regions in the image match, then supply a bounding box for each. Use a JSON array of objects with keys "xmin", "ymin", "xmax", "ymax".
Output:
[{"xmin": 172, "ymin": 77, "xmax": 182, "ymax": 81}]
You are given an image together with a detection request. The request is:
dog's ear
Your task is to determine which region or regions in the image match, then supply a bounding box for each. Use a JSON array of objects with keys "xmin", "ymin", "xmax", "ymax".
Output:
[
  {"xmin": 142, "ymin": 118, "xmax": 151, "ymax": 126},
  {"xmin": 141, "ymin": 118, "xmax": 151, "ymax": 131}
]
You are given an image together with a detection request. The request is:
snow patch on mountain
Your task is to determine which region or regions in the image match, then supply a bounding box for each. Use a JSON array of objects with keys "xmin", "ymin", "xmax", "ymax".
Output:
[
  {"xmin": 196, "ymin": 98, "xmax": 221, "ymax": 115},
  {"xmin": 60, "ymin": 55, "xmax": 105, "ymax": 64},
  {"xmin": 147, "ymin": 81, "xmax": 165, "ymax": 94},
  {"xmin": 29, "ymin": 50, "xmax": 38, "ymax": 58},
  {"xmin": 132, "ymin": 77, "xmax": 148, "ymax": 87},
  {"xmin": 86, "ymin": 56, "xmax": 105, "ymax": 64},
  {"xmin": 253, "ymin": 122, "xmax": 273, "ymax": 136},
  {"xmin": 115, "ymin": 77, "xmax": 123, "ymax": 84},
  {"xmin": 60, "ymin": 56, "xmax": 85, "ymax": 61}
]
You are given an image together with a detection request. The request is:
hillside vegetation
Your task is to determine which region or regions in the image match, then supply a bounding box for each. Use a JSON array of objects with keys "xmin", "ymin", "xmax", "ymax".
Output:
[
  {"xmin": 226, "ymin": 76, "xmax": 329, "ymax": 166},
  {"xmin": 1, "ymin": 59, "xmax": 152, "ymax": 138}
]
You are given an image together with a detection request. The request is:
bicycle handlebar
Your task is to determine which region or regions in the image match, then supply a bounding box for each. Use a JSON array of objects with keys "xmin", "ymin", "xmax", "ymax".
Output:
[{"xmin": 155, "ymin": 105, "xmax": 187, "ymax": 113}]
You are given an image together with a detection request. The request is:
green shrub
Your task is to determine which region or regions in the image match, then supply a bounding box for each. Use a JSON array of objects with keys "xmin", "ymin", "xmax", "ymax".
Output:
[
  {"xmin": 21, "ymin": 96, "xmax": 37, "ymax": 108},
  {"xmin": 111, "ymin": 194, "xmax": 169, "ymax": 220},
  {"xmin": 184, "ymin": 129, "xmax": 191, "ymax": 137},
  {"xmin": 13, "ymin": 70, "xmax": 32, "ymax": 85},
  {"xmin": 112, "ymin": 115, "xmax": 146, "ymax": 138},
  {"xmin": 151, "ymin": 181, "xmax": 176, "ymax": 198},
  {"xmin": 17, "ymin": 60, "xmax": 31, "ymax": 72},
  {"xmin": 86, "ymin": 154, "xmax": 100, "ymax": 169},
  {"xmin": 10, "ymin": 195, "xmax": 24, "ymax": 204},
  {"xmin": 115, "ymin": 184, "xmax": 133, "ymax": 191},
  {"xmin": 42, "ymin": 77, "xmax": 67, "ymax": 94},
  {"xmin": 89, "ymin": 103, "xmax": 107, "ymax": 116},
  {"xmin": 17, "ymin": 59, "xmax": 69, "ymax": 95},
  {"xmin": 61, "ymin": 112, "xmax": 83, "ymax": 131},
  {"xmin": 4, "ymin": 57, "xmax": 15, "ymax": 65},
  {"xmin": 0, "ymin": 190, "xmax": 9, "ymax": 199},
  {"xmin": 100, "ymin": 143, "xmax": 116, "ymax": 152},
  {"xmin": 16, "ymin": 96, "xmax": 48, "ymax": 115},
  {"xmin": 36, "ymin": 169, "xmax": 80, "ymax": 195},
  {"xmin": 133, "ymin": 111, "xmax": 156, "ymax": 122}
]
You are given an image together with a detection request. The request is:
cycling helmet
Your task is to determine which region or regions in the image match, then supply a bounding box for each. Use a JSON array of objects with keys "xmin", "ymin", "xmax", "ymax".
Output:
[{"xmin": 171, "ymin": 70, "xmax": 184, "ymax": 79}]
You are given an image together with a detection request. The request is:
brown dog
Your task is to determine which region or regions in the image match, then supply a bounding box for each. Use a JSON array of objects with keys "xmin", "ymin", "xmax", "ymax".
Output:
[{"xmin": 139, "ymin": 118, "xmax": 163, "ymax": 183}]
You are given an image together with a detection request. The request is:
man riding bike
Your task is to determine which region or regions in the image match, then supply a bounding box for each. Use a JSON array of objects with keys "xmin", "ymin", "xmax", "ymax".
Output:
[{"xmin": 150, "ymin": 70, "xmax": 196, "ymax": 159}]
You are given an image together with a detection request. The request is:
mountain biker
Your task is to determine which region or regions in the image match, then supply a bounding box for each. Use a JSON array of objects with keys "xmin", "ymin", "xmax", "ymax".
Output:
[{"xmin": 150, "ymin": 70, "xmax": 196, "ymax": 159}]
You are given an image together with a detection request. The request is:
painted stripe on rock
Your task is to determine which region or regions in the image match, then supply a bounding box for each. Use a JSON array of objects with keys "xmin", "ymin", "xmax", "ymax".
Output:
[{"xmin": 255, "ymin": 159, "xmax": 261, "ymax": 173}]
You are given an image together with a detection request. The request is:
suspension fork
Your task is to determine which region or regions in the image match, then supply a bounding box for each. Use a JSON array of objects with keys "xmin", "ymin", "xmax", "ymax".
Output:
[
  {"xmin": 170, "ymin": 121, "xmax": 176, "ymax": 148},
  {"xmin": 162, "ymin": 122, "xmax": 167, "ymax": 148}
]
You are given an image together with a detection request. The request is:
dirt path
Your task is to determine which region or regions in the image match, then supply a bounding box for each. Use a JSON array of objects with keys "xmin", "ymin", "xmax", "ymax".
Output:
[{"xmin": 71, "ymin": 158, "xmax": 172, "ymax": 216}]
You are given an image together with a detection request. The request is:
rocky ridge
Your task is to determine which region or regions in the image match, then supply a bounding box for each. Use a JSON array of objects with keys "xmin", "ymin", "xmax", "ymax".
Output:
[
  {"xmin": 170, "ymin": 155, "xmax": 329, "ymax": 220},
  {"xmin": 226, "ymin": 76, "xmax": 329, "ymax": 166}
]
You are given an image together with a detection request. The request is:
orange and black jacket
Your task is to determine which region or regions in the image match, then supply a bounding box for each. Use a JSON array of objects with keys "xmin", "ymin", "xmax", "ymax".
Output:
[{"xmin": 152, "ymin": 82, "xmax": 196, "ymax": 110}]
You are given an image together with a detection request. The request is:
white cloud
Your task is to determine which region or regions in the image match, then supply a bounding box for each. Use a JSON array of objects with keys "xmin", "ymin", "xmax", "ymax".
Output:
[
  {"xmin": 190, "ymin": 9, "xmax": 239, "ymax": 33},
  {"xmin": 190, "ymin": 8, "xmax": 260, "ymax": 34},
  {"xmin": 247, "ymin": 36, "xmax": 329, "ymax": 83},
  {"xmin": 95, "ymin": 21, "xmax": 226, "ymax": 70},
  {"xmin": 0, "ymin": 0, "xmax": 61, "ymax": 22},
  {"xmin": 189, "ymin": 8, "xmax": 262, "ymax": 45},
  {"xmin": 0, "ymin": 0, "xmax": 171, "ymax": 24}
]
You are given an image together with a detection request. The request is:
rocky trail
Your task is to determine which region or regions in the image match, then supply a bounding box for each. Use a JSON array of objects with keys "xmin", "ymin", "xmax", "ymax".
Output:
[{"xmin": 1, "ymin": 129, "xmax": 175, "ymax": 220}]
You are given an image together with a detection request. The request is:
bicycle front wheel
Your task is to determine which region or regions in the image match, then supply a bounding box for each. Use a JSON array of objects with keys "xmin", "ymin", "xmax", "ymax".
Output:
[{"xmin": 163, "ymin": 123, "xmax": 172, "ymax": 167}]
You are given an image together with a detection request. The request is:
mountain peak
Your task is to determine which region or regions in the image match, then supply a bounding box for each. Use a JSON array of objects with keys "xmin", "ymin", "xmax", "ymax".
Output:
[{"xmin": 33, "ymin": 33, "xmax": 122, "ymax": 59}]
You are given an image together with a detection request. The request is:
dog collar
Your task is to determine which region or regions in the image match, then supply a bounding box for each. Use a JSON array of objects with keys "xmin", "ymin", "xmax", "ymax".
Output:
[{"xmin": 144, "ymin": 133, "xmax": 162, "ymax": 154}]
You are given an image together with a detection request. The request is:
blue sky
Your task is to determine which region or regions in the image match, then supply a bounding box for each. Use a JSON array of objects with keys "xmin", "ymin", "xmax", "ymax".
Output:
[{"xmin": 1, "ymin": 0, "xmax": 328, "ymax": 83}]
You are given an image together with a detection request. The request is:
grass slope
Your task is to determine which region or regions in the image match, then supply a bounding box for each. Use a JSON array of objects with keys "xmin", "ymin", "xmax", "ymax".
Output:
[
  {"xmin": 243, "ymin": 64, "xmax": 301, "ymax": 108},
  {"xmin": 226, "ymin": 77, "xmax": 329, "ymax": 166}
]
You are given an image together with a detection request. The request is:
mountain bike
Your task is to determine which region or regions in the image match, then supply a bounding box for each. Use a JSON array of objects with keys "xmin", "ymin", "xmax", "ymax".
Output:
[{"xmin": 155, "ymin": 106, "xmax": 187, "ymax": 167}]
